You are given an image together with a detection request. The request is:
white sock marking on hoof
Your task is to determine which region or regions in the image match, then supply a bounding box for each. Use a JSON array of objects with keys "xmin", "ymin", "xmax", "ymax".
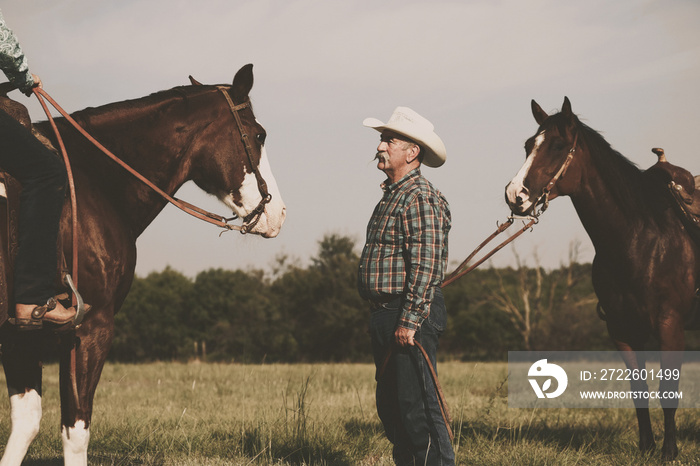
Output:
[
  {"xmin": 0, "ymin": 389, "xmax": 42, "ymax": 466},
  {"xmin": 62, "ymin": 421, "xmax": 90, "ymax": 466}
]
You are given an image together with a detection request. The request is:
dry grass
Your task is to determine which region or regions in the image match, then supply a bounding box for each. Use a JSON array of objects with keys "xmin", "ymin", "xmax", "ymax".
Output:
[{"xmin": 0, "ymin": 361, "xmax": 697, "ymax": 464}]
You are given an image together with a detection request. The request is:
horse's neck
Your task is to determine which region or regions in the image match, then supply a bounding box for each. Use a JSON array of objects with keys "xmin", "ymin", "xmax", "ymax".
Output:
[
  {"xmin": 569, "ymin": 147, "xmax": 645, "ymax": 256},
  {"xmin": 59, "ymin": 93, "xmax": 206, "ymax": 236}
]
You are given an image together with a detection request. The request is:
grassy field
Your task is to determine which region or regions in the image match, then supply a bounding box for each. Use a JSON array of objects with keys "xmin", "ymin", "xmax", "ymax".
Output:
[{"xmin": 0, "ymin": 361, "xmax": 698, "ymax": 465}]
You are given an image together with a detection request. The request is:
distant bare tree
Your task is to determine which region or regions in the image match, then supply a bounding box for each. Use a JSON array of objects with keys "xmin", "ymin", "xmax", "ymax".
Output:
[{"xmin": 486, "ymin": 240, "xmax": 589, "ymax": 350}]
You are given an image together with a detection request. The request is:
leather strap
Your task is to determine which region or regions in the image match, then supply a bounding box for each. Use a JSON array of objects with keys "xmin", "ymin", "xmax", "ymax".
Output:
[
  {"xmin": 32, "ymin": 87, "xmax": 261, "ymax": 233},
  {"xmin": 377, "ymin": 342, "xmax": 454, "ymax": 440},
  {"xmin": 216, "ymin": 87, "xmax": 272, "ymax": 232},
  {"xmin": 443, "ymin": 130, "xmax": 579, "ymax": 287}
]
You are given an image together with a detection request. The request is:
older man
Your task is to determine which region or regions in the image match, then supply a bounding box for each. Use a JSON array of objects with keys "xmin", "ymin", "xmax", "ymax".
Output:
[{"xmin": 358, "ymin": 107, "xmax": 454, "ymax": 465}]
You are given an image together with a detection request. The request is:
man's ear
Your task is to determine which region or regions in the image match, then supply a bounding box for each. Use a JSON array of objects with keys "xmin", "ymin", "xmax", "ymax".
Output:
[{"xmin": 406, "ymin": 144, "xmax": 420, "ymax": 164}]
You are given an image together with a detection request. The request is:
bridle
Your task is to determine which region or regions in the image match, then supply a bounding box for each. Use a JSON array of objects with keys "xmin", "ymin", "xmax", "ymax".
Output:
[
  {"xmin": 442, "ymin": 129, "xmax": 579, "ymax": 287},
  {"xmin": 215, "ymin": 86, "xmax": 272, "ymax": 234},
  {"xmin": 34, "ymin": 85, "xmax": 272, "ymax": 235},
  {"xmin": 532, "ymin": 129, "xmax": 579, "ymax": 214}
]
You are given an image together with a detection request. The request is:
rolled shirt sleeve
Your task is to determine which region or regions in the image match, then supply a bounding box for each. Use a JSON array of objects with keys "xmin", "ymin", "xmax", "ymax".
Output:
[
  {"xmin": 399, "ymin": 192, "xmax": 446, "ymax": 330},
  {"xmin": 0, "ymin": 10, "xmax": 35, "ymax": 94}
]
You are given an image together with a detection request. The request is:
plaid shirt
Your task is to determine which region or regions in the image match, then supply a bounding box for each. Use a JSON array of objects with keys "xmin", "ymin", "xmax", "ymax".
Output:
[{"xmin": 358, "ymin": 168, "xmax": 451, "ymax": 330}]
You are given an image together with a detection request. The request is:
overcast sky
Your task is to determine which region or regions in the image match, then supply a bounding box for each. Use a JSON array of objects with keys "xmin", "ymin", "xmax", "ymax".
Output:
[{"xmin": 3, "ymin": 0, "xmax": 699, "ymax": 277}]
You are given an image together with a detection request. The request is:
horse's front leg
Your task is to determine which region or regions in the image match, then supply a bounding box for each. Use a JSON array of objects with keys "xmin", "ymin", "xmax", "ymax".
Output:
[
  {"xmin": 0, "ymin": 333, "xmax": 44, "ymax": 466},
  {"xmin": 614, "ymin": 342, "xmax": 655, "ymax": 454},
  {"xmin": 58, "ymin": 314, "xmax": 114, "ymax": 466},
  {"xmin": 658, "ymin": 318, "xmax": 684, "ymax": 461}
]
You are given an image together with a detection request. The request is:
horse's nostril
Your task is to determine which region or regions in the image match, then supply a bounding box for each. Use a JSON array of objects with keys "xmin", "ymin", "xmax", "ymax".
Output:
[{"xmin": 516, "ymin": 187, "xmax": 530, "ymax": 205}]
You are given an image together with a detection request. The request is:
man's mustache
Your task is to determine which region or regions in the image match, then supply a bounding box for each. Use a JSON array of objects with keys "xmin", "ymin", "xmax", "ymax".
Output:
[{"xmin": 375, "ymin": 152, "xmax": 388, "ymax": 163}]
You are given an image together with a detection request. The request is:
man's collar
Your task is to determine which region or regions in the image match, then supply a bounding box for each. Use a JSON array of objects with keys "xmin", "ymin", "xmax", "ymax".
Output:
[{"xmin": 381, "ymin": 168, "xmax": 421, "ymax": 193}]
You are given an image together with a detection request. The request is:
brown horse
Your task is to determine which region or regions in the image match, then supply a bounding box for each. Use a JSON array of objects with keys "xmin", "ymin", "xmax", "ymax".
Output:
[
  {"xmin": 505, "ymin": 97, "xmax": 698, "ymax": 460},
  {"xmin": 0, "ymin": 64, "xmax": 286, "ymax": 465}
]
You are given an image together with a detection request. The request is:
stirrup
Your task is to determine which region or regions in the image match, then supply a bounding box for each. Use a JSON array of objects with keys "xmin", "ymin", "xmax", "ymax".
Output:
[{"xmin": 62, "ymin": 273, "xmax": 86, "ymax": 326}]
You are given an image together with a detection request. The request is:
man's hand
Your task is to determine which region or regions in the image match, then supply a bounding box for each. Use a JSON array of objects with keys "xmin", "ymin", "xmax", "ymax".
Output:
[
  {"xmin": 395, "ymin": 326, "xmax": 416, "ymax": 347},
  {"xmin": 31, "ymin": 74, "xmax": 42, "ymax": 89}
]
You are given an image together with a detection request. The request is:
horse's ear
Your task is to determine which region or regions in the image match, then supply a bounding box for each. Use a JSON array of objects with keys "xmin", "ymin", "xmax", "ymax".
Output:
[
  {"xmin": 531, "ymin": 100, "xmax": 548, "ymax": 125},
  {"xmin": 189, "ymin": 75, "xmax": 203, "ymax": 86},
  {"xmin": 561, "ymin": 96, "xmax": 573, "ymax": 118},
  {"xmin": 231, "ymin": 64, "xmax": 254, "ymax": 102}
]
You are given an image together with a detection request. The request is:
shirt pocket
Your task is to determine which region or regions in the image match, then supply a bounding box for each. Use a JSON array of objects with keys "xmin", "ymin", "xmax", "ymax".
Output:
[{"xmin": 379, "ymin": 212, "xmax": 403, "ymax": 245}]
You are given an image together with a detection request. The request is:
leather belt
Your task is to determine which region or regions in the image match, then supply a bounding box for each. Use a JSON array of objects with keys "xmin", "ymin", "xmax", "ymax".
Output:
[{"xmin": 369, "ymin": 294, "xmax": 402, "ymax": 311}]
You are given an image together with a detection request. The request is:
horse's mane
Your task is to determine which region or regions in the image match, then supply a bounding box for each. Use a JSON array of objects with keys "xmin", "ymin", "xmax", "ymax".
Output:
[
  {"xmin": 580, "ymin": 120, "xmax": 646, "ymax": 209},
  {"xmin": 551, "ymin": 114, "xmax": 657, "ymax": 221},
  {"xmin": 68, "ymin": 85, "xmax": 221, "ymax": 128}
]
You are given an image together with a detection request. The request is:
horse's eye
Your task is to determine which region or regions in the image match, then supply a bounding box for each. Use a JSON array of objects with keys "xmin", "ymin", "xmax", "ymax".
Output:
[
  {"xmin": 553, "ymin": 141, "xmax": 567, "ymax": 152},
  {"xmin": 256, "ymin": 133, "xmax": 266, "ymax": 145}
]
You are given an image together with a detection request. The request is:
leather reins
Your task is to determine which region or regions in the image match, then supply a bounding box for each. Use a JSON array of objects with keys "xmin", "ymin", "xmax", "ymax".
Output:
[
  {"xmin": 32, "ymin": 89, "xmax": 80, "ymax": 298},
  {"xmin": 31, "ymin": 85, "xmax": 272, "ymax": 412},
  {"xmin": 33, "ymin": 86, "xmax": 271, "ymax": 236},
  {"xmin": 400, "ymin": 130, "xmax": 580, "ymax": 437},
  {"xmin": 442, "ymin": 130, "xmax": 578, "ymax": 287},
  {"xmin": 377, "ymin": 341, "xmax": 454, "ymax": 440}
]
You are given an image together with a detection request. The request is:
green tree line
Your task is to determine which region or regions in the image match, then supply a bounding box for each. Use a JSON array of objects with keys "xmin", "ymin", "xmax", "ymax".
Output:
[{"xmin": 110, "ymin": 234, "xmax": 699, "ymax": 363}]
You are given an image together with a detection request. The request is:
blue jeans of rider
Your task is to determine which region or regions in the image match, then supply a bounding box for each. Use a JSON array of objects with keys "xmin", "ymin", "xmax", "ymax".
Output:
[
  {"xmin": 370, "ymin": 287, "xmax": 455, "ymax": 466},
  {"xmin": 0, "ymin": 108, "xmax": 67, "ymax": 305}
]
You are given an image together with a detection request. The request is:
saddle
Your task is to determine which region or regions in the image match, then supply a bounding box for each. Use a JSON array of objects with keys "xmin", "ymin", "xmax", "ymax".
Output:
[
  {"xmin": 0, "ymin": 90, "xmax": 83, "ymax": 327},
  {"xmin": 670, "ymin": 176, "xmax": 700, "ymax": 240},
  {"xmin": 644, "ymin": 148, "xmax": 700, "ymax": 244}
]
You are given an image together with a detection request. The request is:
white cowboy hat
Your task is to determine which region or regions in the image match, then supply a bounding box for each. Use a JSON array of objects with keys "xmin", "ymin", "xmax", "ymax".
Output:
[{"xmin": 363, "ymin": 106, "xmax": 446, "ymax": 168}]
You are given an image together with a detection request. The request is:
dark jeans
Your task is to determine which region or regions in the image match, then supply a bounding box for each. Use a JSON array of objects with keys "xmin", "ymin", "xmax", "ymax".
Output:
[
  {"xmin": 370, "ymin": 287, "xmax": 455, "ymax": 466},
  {"xmin": 0, "ymin": 108, "xmax": 66, "ymax": 305}
]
